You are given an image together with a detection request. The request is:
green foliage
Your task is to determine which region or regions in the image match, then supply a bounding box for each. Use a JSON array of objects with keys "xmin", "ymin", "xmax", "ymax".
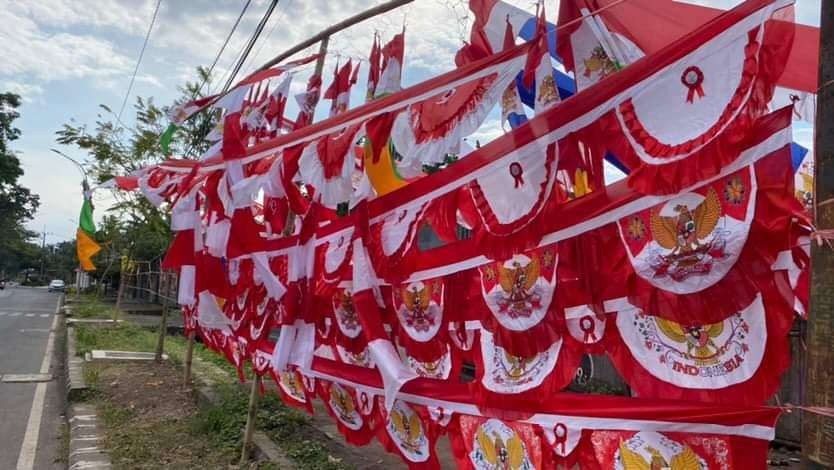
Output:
[
  {"xmin": 53, "ymin": 68, "xmax": 218, "ymax": 275},
  {"xmin": 0, "ymin": 92, "xmax": 40, "ymax": 277}
]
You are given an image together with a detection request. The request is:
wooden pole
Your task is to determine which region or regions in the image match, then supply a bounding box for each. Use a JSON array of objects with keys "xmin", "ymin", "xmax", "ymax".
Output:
[
  {"xmin": 256, "ymin": 0, "xmax": 413, "ymax": 72},
  {"xmin": 239, "ymin": 374, "xmax": 262, "ymax": 466},
  {"xmin": 155, "ymin": 271, "xmax": 170, "ymax": 362},
  {"xmin": 803, "ymin": 2, "xmax": 834, "ymax": 467},
  {"xmin": 114, "ymin": 271, "xmax": 125, "ymax": 321},
  {"xmin": 184, "ymin": 330, "xmax": 196, "ymax": 385}
]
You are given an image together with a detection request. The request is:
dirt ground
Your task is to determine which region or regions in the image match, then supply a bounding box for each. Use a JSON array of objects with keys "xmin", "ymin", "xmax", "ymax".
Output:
[{"xmin": 87, "ymin": 360, "xmax": 246, "ymax": 469}]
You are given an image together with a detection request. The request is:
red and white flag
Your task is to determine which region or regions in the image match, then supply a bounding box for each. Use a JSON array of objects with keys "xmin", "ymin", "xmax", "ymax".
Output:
[{"xmin": 375, "ymin": 32, "xmax": 405, "ymax": 98}]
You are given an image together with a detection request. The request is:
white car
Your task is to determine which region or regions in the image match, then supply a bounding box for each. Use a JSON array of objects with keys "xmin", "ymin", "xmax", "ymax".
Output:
[{"xmin": 48, "ymin": 280, "xmax": 65, "ymax": 292}]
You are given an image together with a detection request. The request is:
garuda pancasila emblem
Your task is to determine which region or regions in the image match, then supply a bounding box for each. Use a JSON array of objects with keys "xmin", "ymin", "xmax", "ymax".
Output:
[
  {"xmin": 618, "ymin": 440, "xmax": 702, "ymax": 470},
  {"xmin": 583, "ymin": 46, "xmax": 618, "ymax": 80},
  {"xmin": 496, "ymin": 255, "xmax": 542, "ymax": 318},
  {"xmin": 334, "ymin": 289, "xmax": 361, "ymax": 334},
  {"xmin": 330, "ymin": 385, "xmax": 358, "ymax": 425},
  {"xmin": 390, "ymin": 407, "xmax": 425, "ymax": 455},
  {"xmin": 475, "ymin": 427, "xmax": 527, "ymax": 470},
  {"xmin": 656, "ymin": 318, "xmax": 725, "ymax": 366},
  {"xmin": 398, "ymin": 282, "xmax": 439, "ymax": 332},
  {"xmin": 649, "ymin": 188, "xmax": 726, "ymax": 280}
]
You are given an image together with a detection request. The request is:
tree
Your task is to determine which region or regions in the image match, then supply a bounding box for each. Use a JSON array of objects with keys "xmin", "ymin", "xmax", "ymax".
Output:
[
  {"xmin": 0, "ymin": 92, "xmax": 40, "ymax": 277},
  {"xmin": 54, "ymin": 68, "xmax": 217, "ymax": 270}
]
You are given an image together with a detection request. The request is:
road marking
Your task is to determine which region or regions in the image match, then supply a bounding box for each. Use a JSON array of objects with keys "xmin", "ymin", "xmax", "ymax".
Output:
[
  {"xmin": 24, "ymin": 313, "xmax": 34, "ymax": 317},
  {"xmin": 39, "ymin": 314, "xmax": 49, "ymax": 318},
  {"xmin": 15, "ymin": 298, "xmax": 60, "ymax": 470},
  {"xmin": 1, "ymin": 374, "xmax": 52, "ymax": 383},
  {"xmin": 0, "ymin": 312, "xmax": 6, "ymax": 316},
  {"xmin": 10, "ymin": 312, "xmax": 21, "ymax": 317}
]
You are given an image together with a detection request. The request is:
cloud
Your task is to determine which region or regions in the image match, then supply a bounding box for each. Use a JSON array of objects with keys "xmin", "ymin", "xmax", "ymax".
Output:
[
  {"xmin": 7, "ymin": 0, "xmax": 156, "ymax": 36},
  {"xmin": 1, "ymin": 81, "xmax": 45, "ymax": 103},
  {"xmin": 0, "ymin": 8, "xmax": 133, "ymax": 82}
]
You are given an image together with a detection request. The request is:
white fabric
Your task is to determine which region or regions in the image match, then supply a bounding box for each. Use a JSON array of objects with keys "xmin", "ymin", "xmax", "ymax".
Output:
[
  {"xmin": 469, "ymin": 419, "xmax": 535, "ymax": 469},
  {"xmin": 378, "ymin": 202, "xmax": 427, "ymax": 256},
  {"xmin": 614, "ymin": 432, "xmax": 709, "ymax": 470},
  {"xmin": 328, "ymin": 383, "xmax": 365, "ymax": 430},
  {"xmin": 252, "ymin": 252, "xmax": 287, "ymax": 299},
  {"xmin": 177, "ymin": 265, "xmax": 196, "ymax": 306},
  {"xmin": 565, "ymin": 305, "xmax": 606, "ymax": 345},
  {"xmin": 471, "ymin": 138, "xmax": 554, "ymax": 225},
  {"xmin": 368, "ymin": 339, "xmax": 418, "ymax": 411},
  {"xmin": 542, "ymin": 421, "xmax": 582, "ymax": 458},
  {"xmin": 479, "ymin": 253, "xmax": 558, "ymax": 332},
  {"xmin": 336, "ymin": 344, "xmax": 375, "ymax": 368},
  {"xmin": 395, "ymin": 280, "xmax": 444, "ymax": 342},
  {"xmin": 196, "ymin": 291, "xmax": 232, "ymax": 332},
  {"xmin": 407, "ymin": 347, "xmax": 452, "ymax": 380},
  {"xmin": 289, "ymin": 321, "xmax": 316, "ymax": 372},
  {"xmin": 616, "ymin": 293, "xmax": 767, "ymax": 390},
  {"xmin": 323, "ymin": 230, "xmax": 353, "ymax": 275},
  {"xmin": 619, "ymin": 165, "xmax": 757, "ymax": 295},
  {"xmin": 298, "ymin": 131, "xmax": 356, "ymax": 207},
  {"xmin": 479, "ymin": 329, "xmax": 562, "ymax": 394},
  {"xmin": 205, "ymin": 218, "xmax": 231, "ymax": 258},
  {"xmin": 615, "ymin": 23, "xmax": 762, "ymax": 164}
]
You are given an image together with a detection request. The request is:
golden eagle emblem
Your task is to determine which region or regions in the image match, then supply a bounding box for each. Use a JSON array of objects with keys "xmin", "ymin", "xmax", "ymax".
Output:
[
  {"xmin": 330, "ymin": 386, "xmax": 357, "ymax": 424},
  {"xmin": 476, "ymin": 428, "xmax": 527, "ymax": 470},
  {"xmin": 650, "ymin": 188, "xmax": 721, "ymax": 258},
  {"xmin": 583, "ymin": 46, "xmax": 618, "ymax": 80},
  {"xmin": 390, "ymin": 407, "xmax": 424, "ymax": 454},
  {"xmin": 398, "ymin": 282, "xmax": 439, "ymax": 332},
  {"xmin": 496, "ymin": 255, "xmax": 542, "ymax": 317},
  {"xmin": 618, "ymin": 440, "xmax": 702, "ymax": 470},
  {"xmin": 656, "ymin": 318, "xmax": 725, "ymax": 365}
]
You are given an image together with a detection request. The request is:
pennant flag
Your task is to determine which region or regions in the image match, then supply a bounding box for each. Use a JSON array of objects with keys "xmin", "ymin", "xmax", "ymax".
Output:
[
  {"xmin": 295, "ymin": 74, "xmax": 323, "ymax": 129},
  {"xmin": 76, "ymin": 190, "xmax": 101, "ymax": 271},
  {"xmin": 500, "ymin": 16, "xmax": 527, "ymax": 129},
  {"xmin": 375, "ymin": 32, "xmax": 404, "ymax": 98},
  {"xmin": 159, "ymin": 123, "xmax": 177, "ymax": 155},
  {"xmin": 524, "ymin": 4, "xmax": 559, "ymax": 114},
  {"xmin": 366, "ymin": 33, "xmax": 382, "ymax": 100},
  {"xmin": 324, "ymin": 59, "xmax": 356, "ymax": 117}
]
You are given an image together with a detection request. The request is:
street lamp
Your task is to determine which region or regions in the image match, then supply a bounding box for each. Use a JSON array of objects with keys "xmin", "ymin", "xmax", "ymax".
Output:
[{"xmin": 51, "ymin": 148, "xmax": 89, "ymax": 300}]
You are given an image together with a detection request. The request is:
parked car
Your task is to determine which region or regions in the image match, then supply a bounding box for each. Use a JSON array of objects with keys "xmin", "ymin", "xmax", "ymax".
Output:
[{"xmin": 48, "ymin": 280, "xmax": 65, "ymax": 292}]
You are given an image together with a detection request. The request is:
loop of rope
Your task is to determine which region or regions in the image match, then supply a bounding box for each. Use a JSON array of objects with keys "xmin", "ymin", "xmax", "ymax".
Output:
[{"xmin": 781, "ymin": 405, "xmax": 834, "ymax": 419}]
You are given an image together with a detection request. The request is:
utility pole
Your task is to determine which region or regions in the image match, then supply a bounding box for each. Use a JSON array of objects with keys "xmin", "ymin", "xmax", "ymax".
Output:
[
  {"xmin": 39, "ymin": 226, "xmax": 46, "ymax": 282},
  {"xmin": 803, "ymin": 1, "xmax": 834, "ymax": 467}
]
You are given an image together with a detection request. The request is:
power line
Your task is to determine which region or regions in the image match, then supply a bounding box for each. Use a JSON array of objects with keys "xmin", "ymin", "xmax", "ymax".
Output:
[
  {"xmin": 116, "ymin": 0, "xmax": 164, "ymax": 122},
  {"xmin": 222, "ymin": 0, "xmax": 280, "ymax": 93},
  {"xmin": 198, "ymin": 0, "xmax": 253, "ymax": 95},
  {"xmin": 239, "ymin": 0, "xmax": 291, "ymax": 78}
]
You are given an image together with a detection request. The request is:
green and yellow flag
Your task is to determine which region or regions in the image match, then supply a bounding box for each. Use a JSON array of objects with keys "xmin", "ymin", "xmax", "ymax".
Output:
[{"xmin": 77, "ymin": 194, "xmax": 101, "ymax": 271}]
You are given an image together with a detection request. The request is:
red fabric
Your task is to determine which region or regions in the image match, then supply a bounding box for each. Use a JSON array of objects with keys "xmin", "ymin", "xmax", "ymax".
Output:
[
  {"xmin": 114, "ymin": 176, "xmax": 139, "ymax": 191},
  {"xmin": 365, "ymin": 111, "xmax": 398, "ymax": 164},
  {"xmin": 316, "ymin": 124, "xmax": 362, "ymax": 179},
  {"xmin": 589, "ymin": 0, "xmax": 816, "ymax": 93},
  {"xmin": 221, "ymin": 112, "xmax": 247, "ymax": 160},
  {"xmin": 604, "ymin": 281, "xmax": 795, "ymax": 405},
  {"xmin": 599, "ymin": 136, "xmax": 799, "ymax": 324},
  {"xmin": 161, "ymin": 230, "xmax": 196, "ymax": 269},
  {"xmin": 317, "ymin": 379, "xmax": 378, "ymax": 446},
  {"xmin": 409, "ymin": 73, "xmax": 497, "ymax": 144},
  {"xmin": 522, "ymin": 5, "xmax": 548, "ymax": 89}
]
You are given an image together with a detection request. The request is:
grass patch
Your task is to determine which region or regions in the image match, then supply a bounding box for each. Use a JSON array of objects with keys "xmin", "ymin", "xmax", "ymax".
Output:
[{"xmin": 70, "ymin": 297, "xmax": 119, "ymax": 319}]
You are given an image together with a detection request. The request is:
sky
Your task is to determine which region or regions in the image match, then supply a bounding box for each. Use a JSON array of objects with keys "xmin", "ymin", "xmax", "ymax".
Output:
[{"xmin": 1, "ymin": 0, "xmax": 821, "ymax": 244}]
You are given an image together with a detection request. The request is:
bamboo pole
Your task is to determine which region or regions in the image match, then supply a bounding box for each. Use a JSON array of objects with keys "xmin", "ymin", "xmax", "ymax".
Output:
[
  {"xmin": 184, "ymin": 330, "xmax": 196, "ymax": 385},
  {"xmin": 239, "ymin": 374, "xmax": 262, "ymax": 466},
  {"xmin": 256, "ymin": 0, "xmax": 413, "ymax": 72},
  {"xmin": 803, "ymin": 2, "xmax": 834, "ymax": 466},
  {"xmin": 154, "ymin": 271, "xmax": 170, "ymax": 362}
]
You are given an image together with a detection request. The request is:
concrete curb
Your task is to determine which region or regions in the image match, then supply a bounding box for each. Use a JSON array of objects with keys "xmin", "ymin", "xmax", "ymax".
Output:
[
  {"xmin": 65, "ymin": 325, "xmax": 88, "ymax": 401},
  {"xmin": 67, "ymin": 403, "xmax": 112, "ymax": 470}
]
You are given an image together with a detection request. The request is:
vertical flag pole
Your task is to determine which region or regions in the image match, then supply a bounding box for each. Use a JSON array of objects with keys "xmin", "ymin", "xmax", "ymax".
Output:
[
  {"xmin": 803, "ymin": 1, "xmax": 834, "ymax": 466},
  {"xmin": 239, "ymin": 374, "xmax": 262, "ymax": 465},
  {"xmin": 155, "ymin": 270, "xmax": 170, "ymax": 363}
]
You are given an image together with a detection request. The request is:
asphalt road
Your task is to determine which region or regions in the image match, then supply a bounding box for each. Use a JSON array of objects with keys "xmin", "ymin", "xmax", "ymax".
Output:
[{"xmin": 0, "ymin": 286, "xmax": 65, "ymax": 470}]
